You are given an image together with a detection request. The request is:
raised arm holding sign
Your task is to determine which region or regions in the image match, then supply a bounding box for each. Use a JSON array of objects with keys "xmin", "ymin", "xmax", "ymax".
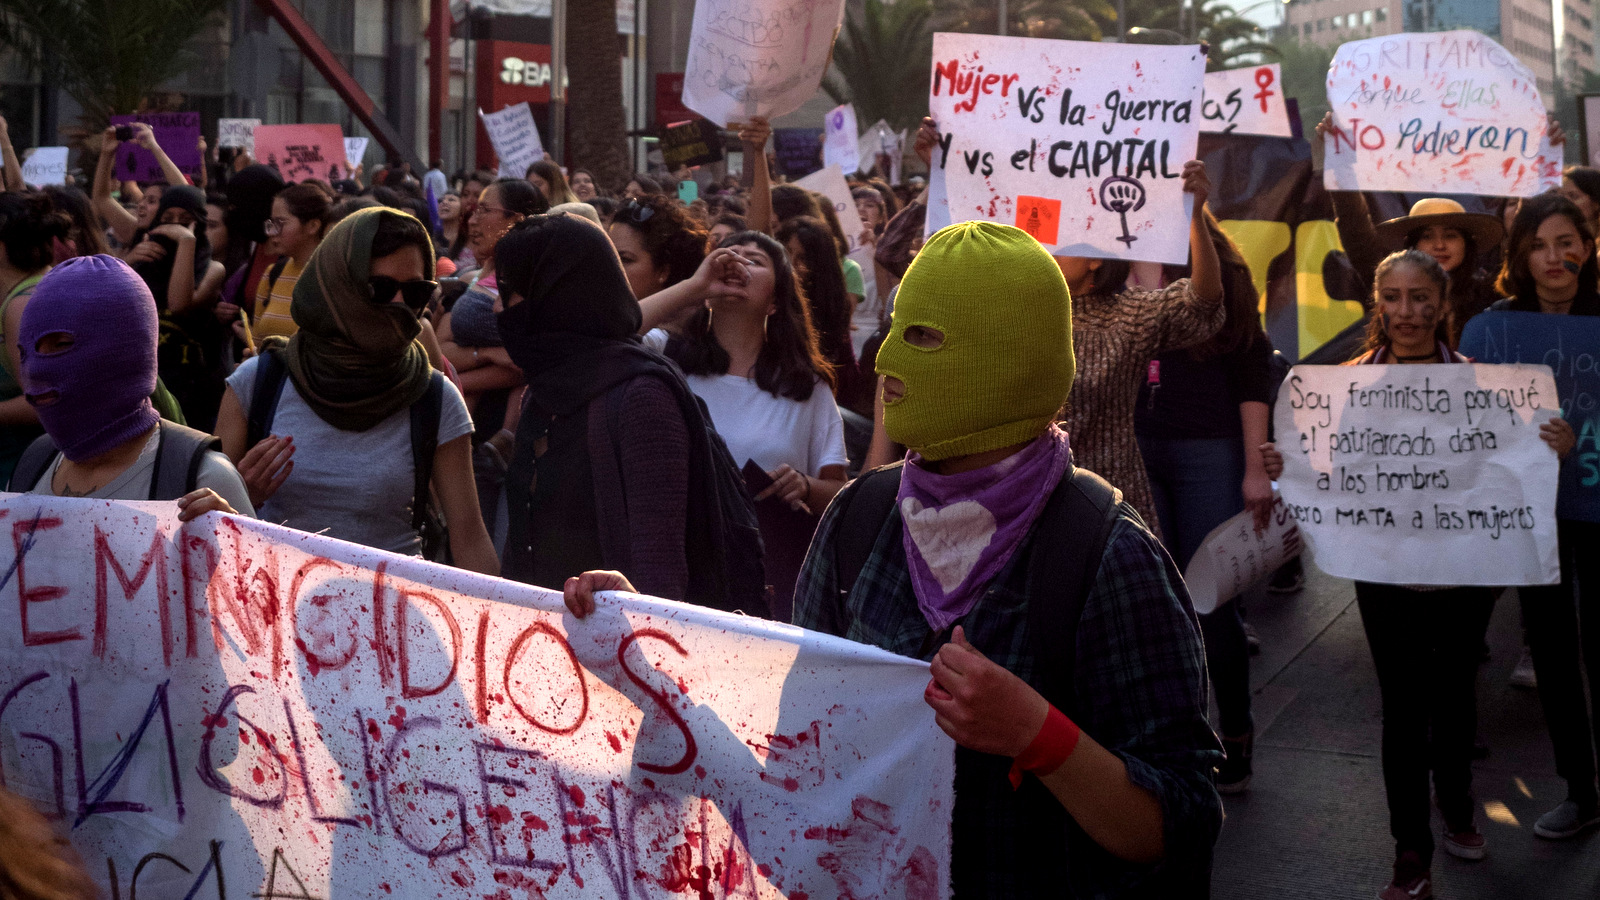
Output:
[{"xmin": 681, "ymin": 0, "xmax": 849, "ymax": 126}]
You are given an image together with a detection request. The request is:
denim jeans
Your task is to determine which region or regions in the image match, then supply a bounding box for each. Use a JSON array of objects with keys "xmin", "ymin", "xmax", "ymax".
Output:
[
  {"xmin": 1139, "ymin": 435, "xmax": 1252, "ymax": 738},
  {"xmin": 1519, "ymin": 519, "xmax": 1600, "ymax": 810}
]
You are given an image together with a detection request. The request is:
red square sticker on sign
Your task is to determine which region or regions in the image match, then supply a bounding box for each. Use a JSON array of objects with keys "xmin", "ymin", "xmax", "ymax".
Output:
[{"xmin": 1015, "ymin": 196, "xmax": 1062, "ymax": 245}]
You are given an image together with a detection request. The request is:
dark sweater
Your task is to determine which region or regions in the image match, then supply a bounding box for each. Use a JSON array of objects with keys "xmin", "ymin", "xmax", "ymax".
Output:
[{"xmin": 1135, "ymin": 330, "xmax": 1276, "ymax": 441}]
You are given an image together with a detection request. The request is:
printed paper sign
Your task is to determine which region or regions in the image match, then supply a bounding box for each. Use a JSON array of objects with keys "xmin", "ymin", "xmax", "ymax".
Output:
[
  {"xmin": 859, "ymin": 118, "xmax": 905, "ymax": 181},
  {"xmin": 795, "ymin": 164, "xmax": 869, "ymax": 251},
  {"xmin": 252, "ymin": 124, "xmax": 348, "ymax": 182},
  {"xmin": 1183, "ymin": 494, "xmax": 1303, "ymax": 614},
  {"xmin": 109, "ymin": 112, "xmax": 202, "ymax": 182},
  {"xmin": 344, "ymin": 136, "xmax": 370, "ymax": 170},
  {"xmin": 479, "ymin": 103, "xmax": 545, "ymax": 178},
  {"xmin": 1323, "ymin": 31, "xmax": 1561, "ymax": 196},
  {"xmin": 927, "ymin": 33, "xmax": 1206, "ymax": 264},
  {"xmin": 20, "ymin": 146, "xmax": 69, "ymax": 186},
  {"xmin": 823, "ymin": 102, "xmax": 860, "ymax": 175},
  {"xmin": 0, "ymin": 497, "xmax": 955, "ymax": 900},
  {"xmin": 1200, "ymin": 64, "xmax": 1292, "ymax": 137},
  {"xmin": 217, "ymin": 118, "xmax": 260, "ymax": 152},
  {"xmin": 682, "ymin": 0, "xmax": 849, "ymax": 126},
  {"xmin": 1275, "ymin": 363, "xmax": 1562, "ymax": 585},
  {"xmin": 1460, "ymin": 310, "xmax": 1600, "ymax": 523}
]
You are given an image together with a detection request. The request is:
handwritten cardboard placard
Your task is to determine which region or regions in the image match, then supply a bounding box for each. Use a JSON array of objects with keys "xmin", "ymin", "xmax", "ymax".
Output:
[
  {"xmin": 217, "ymin": 118, "xmax": 260, "ymax": 152},
  {"xmin": 1275, "ymin": 363, "xmax": 1561, "ymax": 585},
  {"xmin": 682, "ymin": 0, "xmax": 849, "ymax": 126},
  {"xmin": 794, "ymin": 164, "xmax": 869, "ymax": 252},
  {"xmin": 1323, "ymin": 31, "xmax": 1561, "ymax": 197},
  {"xmin": 823, "ymin": 102, "xmax": 860, "ymax": 175},
  {"xmin": 0, "ymin": 496, "xmax": 955, "ymax": 900},
  {"xmin": 1201, "ymin": 64, "xmax": 1292, "ymax": 137},
  {"xmin": 344, "ymin": 136, "xmax": 370, "ymax": 170},
  {"xmin": 1182, "ymin": 494, "xmax": 1303, "ymax": 614},
  {"xmin": 659, "ymin": 118, "xmax": 725, "ymax": 170},
  {"xmin": 252, "ymin": 124, "xmax": 347, "ymax": 182},
  {"xmin": 21, "ymin": 146, "xmax": 69, "ymax": 186},
  {"xmin": 479, "ymin": 103, "xmax": 545, "ymax": 179},
  {"xmin": 109, "ymin": 112, "xmax": 202, "ymax": 182},
  {"xmin": 1460, "ymin": 310, "xmax": 1600, "ymax": 523},
  {"xmin": 928, "ymin": 33, "xmax": 1206, "ymax": 264}
]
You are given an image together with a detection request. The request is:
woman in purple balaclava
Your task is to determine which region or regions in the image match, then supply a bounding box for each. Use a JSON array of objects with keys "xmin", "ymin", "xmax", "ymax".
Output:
[{"xmin": 6, "ymin": 254, "xmax": 253, "ymax": 520}]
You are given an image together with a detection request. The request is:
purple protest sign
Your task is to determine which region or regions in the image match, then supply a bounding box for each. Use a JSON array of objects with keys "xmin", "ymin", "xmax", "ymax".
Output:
[{"xmin": 109, "ymin": 112, "xmax": 203, "ymax": 182}]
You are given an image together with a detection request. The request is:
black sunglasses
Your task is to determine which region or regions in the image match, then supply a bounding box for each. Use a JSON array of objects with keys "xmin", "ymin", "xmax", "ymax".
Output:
[
  {"xmin": 369, "ymin": 276, "xmax": 437, "ymax": 312},
  {"xmin": 620, "ymin": 200, "xmax": 654, "ymax": 224}
]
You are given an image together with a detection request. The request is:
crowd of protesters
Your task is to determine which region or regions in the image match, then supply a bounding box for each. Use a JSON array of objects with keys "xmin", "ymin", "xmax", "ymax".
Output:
[{"xmin": 0, "ymin": 104, "xmax": 1594, "ymax": 900}]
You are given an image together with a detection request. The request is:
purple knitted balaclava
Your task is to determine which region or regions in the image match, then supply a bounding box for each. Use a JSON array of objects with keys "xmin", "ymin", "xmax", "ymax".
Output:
[{"xmin": 20, "ymin": 255, "xmax": 159, "ymax": 462}]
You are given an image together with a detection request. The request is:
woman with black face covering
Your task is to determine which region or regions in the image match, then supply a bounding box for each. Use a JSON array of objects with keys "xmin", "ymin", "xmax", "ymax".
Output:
[
  {"xmin": 214, "ymin": 164, "xmax": 286, "ymax": 348},
  {"xmin": 495, "ymin": 213, "xmax": 763, "ymax": 613}
]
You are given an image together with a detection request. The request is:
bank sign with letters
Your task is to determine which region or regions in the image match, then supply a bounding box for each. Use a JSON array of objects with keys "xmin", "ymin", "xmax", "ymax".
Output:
[
  {"xmin": 927, "ymin": 32, "xmax": 1206, "ymax": 264},
  {"xmin": 0, "ymin": 498, "xmax": 954, "ymax": 899}
]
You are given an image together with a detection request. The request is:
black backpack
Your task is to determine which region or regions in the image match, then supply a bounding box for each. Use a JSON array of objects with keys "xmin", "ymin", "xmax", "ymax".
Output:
[
  {"xmin": 246, "ymin": 350, "xmax": 449, "ymax": 561},
  {"xmin": 603, "ymin": 374, "xmax": 769, "ymax": 618},
  {"xmin": 10, "ymin": 420, "xmax": 221, "ymax": 498},
  {"xmin": 830, "ymin": 461, "xmax": 1123, "ymax": 712}
]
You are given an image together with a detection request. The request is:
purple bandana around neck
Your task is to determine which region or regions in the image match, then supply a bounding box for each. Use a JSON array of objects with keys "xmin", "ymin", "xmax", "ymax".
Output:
[{"xmin": 898, "ymin": 425, "xmax": 1072, "ymax": 632}]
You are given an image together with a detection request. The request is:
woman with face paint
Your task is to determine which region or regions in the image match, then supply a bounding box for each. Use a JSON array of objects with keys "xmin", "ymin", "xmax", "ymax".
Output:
[
  {"xmin": 1485, "ymin": 193, "xmax": 1600, "ymax": 844},
  {"xmin": 214, "ymin": 209, "xmax": 498, "ymax": 575},
  {"xmin": 1259, "ymin": 250, "xmax": 1575, "ymax": 899},
  {"xmin": 7, "ymin": 255, "xmax": 250, "ymax": 521}
]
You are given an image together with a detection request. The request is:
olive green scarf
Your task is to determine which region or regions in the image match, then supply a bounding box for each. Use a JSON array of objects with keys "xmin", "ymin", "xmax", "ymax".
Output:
[{"xmin": 275, "ymin": 208, "xmax": 434, "ymax": 432}]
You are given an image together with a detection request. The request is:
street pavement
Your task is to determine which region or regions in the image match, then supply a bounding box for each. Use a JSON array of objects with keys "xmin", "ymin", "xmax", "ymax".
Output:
[{"xmin": 1210, "ymin": 558, "xmax": 1600, "ymax": 899}]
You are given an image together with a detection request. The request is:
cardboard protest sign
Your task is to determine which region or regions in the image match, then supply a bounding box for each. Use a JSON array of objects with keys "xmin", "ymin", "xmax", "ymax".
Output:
[
  {"xmin": 109, "ymin": 112, "xmax": 202, "ymax": 182},
  {"xmin": 773, "ymin": 127, "xmax": 823, "ymax": 178},
  {"xmin": 927, "ymin": 33, "xmax": 1207, "ymax": 264},
  {"xmin": 823, "ymin": 103, "xmax": 860, "ymax": 174},
  {"xmin": 217, "ymin": 118, "xmax": 260, "ymax": 152},
  {"xmin": 1201, "ymin": 64, "xmax": 1292, "ymax": 137},
  {"xmin": 1323, "ymin": 31, "xmax": 1562, "ymax": 196},
  {"xmin": 1183, "ymin": 494, "xmax": 1303, "ymax": 614},
  {"xmin": 479, "ymin": 103, "xmax": 545, "ymax": 178},
  {"xmin": 794, "ymin": 164, "xmax": 869, "ymax": 252},
  {"xmin": 1275, "ymin": 363, "xmax": 1561, "ymax": 585},
  {"xmin": 682, "ymin": 0, "xmax": 848, "ymax": 126},
  {"xmin": 253, "ymin": 124, "xmax": 347, "ymax": 182},
  {"xmin": 859, "ymin": 119, "xmax": 907, "ymax": 183},
  {"xmin": 1460, "ymin": 311, "xmax": 1600, "ymax": 523},
  {"xmin": 0, "ymin": 496, "xmax": 955, "ymax": 900},
  {"xmin": 659, "ymin": 118, "xmax": 725, "ymax": 170},
  {"xmin": 21, "ymin": 146, "xmax": 69, "ymax": 186},
  {"xmin": 344, "ymin": 136, "xmax": 370, "ymax": 170}
]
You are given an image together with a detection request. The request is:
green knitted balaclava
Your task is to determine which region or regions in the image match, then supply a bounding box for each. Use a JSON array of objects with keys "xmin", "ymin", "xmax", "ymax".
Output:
[{"xmin": 876, "ymin": 221, "xmax": 1076, "ymax": 461}]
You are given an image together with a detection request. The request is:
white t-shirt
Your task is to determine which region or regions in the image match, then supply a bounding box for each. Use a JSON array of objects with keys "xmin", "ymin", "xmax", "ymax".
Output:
[
  {"xmin": 644, "ymin": 328, "xmax": 848, "ymax": 476},
  {"xmin": 227, "ymin": 356, "xmax": 473, "ymax": 555},
  {"xmin": 29, "ymin": 427, "xmax": 255, "ymax": 516}
]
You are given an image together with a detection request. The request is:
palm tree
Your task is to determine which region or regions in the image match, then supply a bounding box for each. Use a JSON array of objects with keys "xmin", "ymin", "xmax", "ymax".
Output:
[
  {"xmin": 933, "ymin": 0, "xmax": 1115, "ymax": 41},
  {"xmin": 565, "ymin": 0, "xmax": 631, "ymax": 188},
  {"xmin": 0, "ymin": 0, "xmax": 226, "ymax": 129},
  {"xmin": 1122, "ymin": 0, "xmax": 1277, "ymax": 70},
  {"xmin": 823, "ymin": 0, "xmax": 935, "ymax": 133}
]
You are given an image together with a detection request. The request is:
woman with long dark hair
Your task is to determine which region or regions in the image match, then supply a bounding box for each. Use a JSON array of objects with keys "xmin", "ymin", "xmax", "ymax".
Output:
[{"xmin": 777, "ymin": 215, "xmax": 865, "ymax": 412}]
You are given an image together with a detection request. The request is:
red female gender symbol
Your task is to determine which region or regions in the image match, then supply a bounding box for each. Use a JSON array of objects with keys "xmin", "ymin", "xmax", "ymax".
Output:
[{"xmin": 1253, "ymin": 67, "xmax": 1276, "ymax": 113}]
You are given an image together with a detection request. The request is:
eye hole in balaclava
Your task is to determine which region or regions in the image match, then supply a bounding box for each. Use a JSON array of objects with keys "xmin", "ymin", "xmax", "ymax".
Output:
[
  {"xmin": 33, "ymin": 331, "xmax": 76, "ymax": 356},
  {"xmin": 902, "ymin": 325, "xmax": 945, "ymax": 350}
]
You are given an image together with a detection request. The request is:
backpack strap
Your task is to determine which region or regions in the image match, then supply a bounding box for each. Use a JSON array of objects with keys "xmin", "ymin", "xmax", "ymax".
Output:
[
  {"xmin": 265, "ymin": 255, "xmax": 290, "ymax": 298},
  {"xmin": 409, "ymin": 372, "xmax": 446, "ymax": 534},
  {"xmin": 246, "ymin": 349, "xmax": 291, "ymax": 449},
  {"xmin": 1025, "ymin": 466, "xmax": 1123, "ymax": 718},
  {"xmin": 831, "ymin": 462, "xmax": 905, "ymax": 598},
  {"xmin": 9, "ymin": 434, "xmax": 62, "ymax": 493},
  {"xmin": 149, "ymin": 420, "xmax": 224, "ymax": 500}
]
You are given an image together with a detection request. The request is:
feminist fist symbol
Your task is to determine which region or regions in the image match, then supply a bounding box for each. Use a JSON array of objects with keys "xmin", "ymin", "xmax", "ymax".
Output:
[{"xmin": 1099, "ymin": 176, "xmax": 1146, "ymax": 246}]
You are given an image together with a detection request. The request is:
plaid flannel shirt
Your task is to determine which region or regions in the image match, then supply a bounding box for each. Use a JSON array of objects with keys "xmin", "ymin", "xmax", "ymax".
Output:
[{"xmin": 793, "ymin": 478, "xmax": 1223, "ymax": 899}]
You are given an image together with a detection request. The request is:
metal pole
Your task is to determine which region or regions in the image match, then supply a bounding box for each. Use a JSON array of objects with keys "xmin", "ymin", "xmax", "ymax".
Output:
[
  {"xmin": 1116, "ymin": 0, "xmax": 1125, "ymax": 40},
  {"xmin": 550, "ymin": 0, "xmax": 567, "ymax": 164},
  {"xmin": 998, "ymin": 0, "xmax": 1007, "ymax": 35}
]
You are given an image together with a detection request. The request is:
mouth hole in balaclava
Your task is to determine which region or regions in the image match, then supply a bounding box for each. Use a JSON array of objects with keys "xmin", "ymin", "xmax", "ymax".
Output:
[
  {"xmin": 33, "ymin": 331, "xmax": 75, "ymax": 355},
  {"xmin": 902, "ymin": 324, "xmax": 945, "ymax": 350}
]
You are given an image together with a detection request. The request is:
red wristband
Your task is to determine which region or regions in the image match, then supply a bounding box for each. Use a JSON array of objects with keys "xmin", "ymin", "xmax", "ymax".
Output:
[{"xmin": 1008, "ymin": 704, "xmax": 1081, "ymax": 789}]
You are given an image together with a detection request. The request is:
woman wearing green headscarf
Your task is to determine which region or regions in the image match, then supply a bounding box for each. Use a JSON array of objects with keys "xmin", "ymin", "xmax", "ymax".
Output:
[{"xmin": 214, "ymin": 207, "xmax": 498, "ymax": 575}]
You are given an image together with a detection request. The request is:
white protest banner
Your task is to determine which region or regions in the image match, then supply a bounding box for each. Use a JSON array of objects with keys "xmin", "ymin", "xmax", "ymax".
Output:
[
  {"xmin": 682, "ymin": 0, "xmax": 848, "ymax": 126},
  {"xmin": 0, "ymin": 496, "xmax": 954, "ymax": 899},
  {"xmin": 859, "ymin": 118, "xmax": 906, "ymax": 182},
  {"xmin": 1183, "ymin": 495, "xmax": 1303, "ymax": 614},
  {"xmin": 823, "ymin": 102, "xmax": 860, "ymax": 174},
  {"xmin": 1200, "ymin": 64, "xmax": 1292, "ymax": 137},
  {"xmin": 344, "ymin": 136, "xmax": 370, "ymax": 170},
  {"xmin": 1323, "ymin": 31, "xmax": 1562, "ymax": 196},
  {"xmin": 795, "ymin": 164, "xmax": 868, "ymax": 252},
  {"xmin": 928, "ymin": 33, "xmax": 1206, "ymax": 264},
  {"xmin": 21, "ymin": 146, "xmax": 69, "ymax": 186},
  {"xmin": 479, "ymin": 103, "xmax": 545, "ymax": 178},
  {"xmin": 217, "ymin": 118, "xmax": 260, "ymax": 152},
  {"xmin": 1275, "ymin": 363, "xmax": 1561, "ymax": 585}
]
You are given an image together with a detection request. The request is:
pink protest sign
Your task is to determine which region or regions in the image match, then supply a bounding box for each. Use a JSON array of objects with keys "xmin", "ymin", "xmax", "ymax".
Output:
[
  {"xmin": 253, "ymin": 124, "xmax": 349, "ymax": 182},
  {"xmin": 0, "ymin": 496, "xmax": 954, "ymax": 899},
  {"xmin": 110, "ymin": 112, "xmax": 202, "ymax": 182}
]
